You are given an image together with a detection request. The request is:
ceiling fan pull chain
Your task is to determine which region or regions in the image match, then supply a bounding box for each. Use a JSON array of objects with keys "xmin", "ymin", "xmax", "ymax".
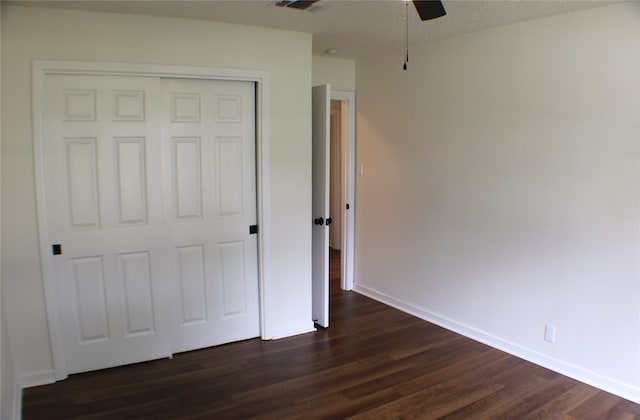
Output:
[{"xmin": 403, "ymin": 0, "xmax": 409, "ymax": 70}]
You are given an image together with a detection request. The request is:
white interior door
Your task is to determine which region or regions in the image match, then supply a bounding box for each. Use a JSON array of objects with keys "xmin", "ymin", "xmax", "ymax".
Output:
[
  {"xmin": 162, "ymin": 78, "xmax": 259, "ymax": 353},
  {"xmin": 41, "ymin": 73, "xmax": 260, "ymax": 374},
  {"xmin": 312, "ymin": 84, "xmax": 331, "ymax": 328},
  {"xmin": 43, "ymin": 74, "xmax": 171, "ymax": 374}
]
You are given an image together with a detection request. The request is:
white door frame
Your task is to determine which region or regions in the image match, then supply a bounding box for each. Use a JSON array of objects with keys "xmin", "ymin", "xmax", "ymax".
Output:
[
  {"xmin": 331, "ymin": 90, "xmax": 355, "ymax": 291},
  {"xmin": 32, "ymin": 60, "xmax": 272, "ymax": 380}
]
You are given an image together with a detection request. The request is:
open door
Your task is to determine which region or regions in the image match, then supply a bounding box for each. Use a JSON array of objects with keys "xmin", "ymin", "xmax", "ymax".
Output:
[{"xmin": 312, "ymin": 84, "xmax": 331, "ymax": 328}]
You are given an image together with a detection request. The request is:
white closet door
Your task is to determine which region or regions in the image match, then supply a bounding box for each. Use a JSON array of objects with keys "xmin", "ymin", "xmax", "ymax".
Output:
[
  {"xmin": 43, "ymin": 75, "xmax": 171, "ymax": 374},
  {"xmin": 41, "ymin": 74, "xmax": 260, "ymax": 375},
  {"xmin": 161, "ymin": 78, "xmax": 260, "ymax": 353}
]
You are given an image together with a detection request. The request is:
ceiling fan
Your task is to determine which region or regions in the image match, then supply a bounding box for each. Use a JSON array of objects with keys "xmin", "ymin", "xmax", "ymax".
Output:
[
  {"xmin": 276, "ymin": 0, "xmax": 447, "ymax": 70},
  {"xmin": 275, "ymin": 0, "xmax": 446, "ymax": 21},
  {"xmin": 402, "ymin": 1, "xmax": 447, "ymax": 70}
]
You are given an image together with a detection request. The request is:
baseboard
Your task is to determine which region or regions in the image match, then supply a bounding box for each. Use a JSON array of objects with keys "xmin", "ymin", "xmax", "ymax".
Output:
[
  {"xmin": 353, "ymin": 283, "xmax": 640, "ymax": 404},
  {"xmin": 269, "ymin": 321, "xmax": 316, "ymax": 340},
  {"xmin": 20, "ymin": 370, "xmax": 56, "ymax": 388}
]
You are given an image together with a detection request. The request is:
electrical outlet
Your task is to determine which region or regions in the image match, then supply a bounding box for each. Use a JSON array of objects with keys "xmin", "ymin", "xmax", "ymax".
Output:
[{"xmin": 544, "ymin": 325, "xmax": 556, "ymax": 343}]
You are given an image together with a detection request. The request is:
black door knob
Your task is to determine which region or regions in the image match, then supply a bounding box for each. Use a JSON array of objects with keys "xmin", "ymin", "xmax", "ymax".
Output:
[
  {"xmin": 314, "ymin": 217, "xmax": 324, "ymax": 225},
  {"xmin": 325, "ymin": 218, "xmax": 332, "ymax": 226}
]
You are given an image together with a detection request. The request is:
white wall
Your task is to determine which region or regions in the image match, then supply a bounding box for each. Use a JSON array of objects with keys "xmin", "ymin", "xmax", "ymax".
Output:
[
  {"xmin": 1, "ymin": 5, "xmax": 313, "ymax": 385},
  {"xmin": 355, "ymin": 2, "xmax": 640, "ymax": 401},
  {"xmin": 0, "ymin": 6, "xmax": 21, "ymax": 415},
  {"xmin": 312, "ymin": 55, "xmax": 355, "ymax": 91}
]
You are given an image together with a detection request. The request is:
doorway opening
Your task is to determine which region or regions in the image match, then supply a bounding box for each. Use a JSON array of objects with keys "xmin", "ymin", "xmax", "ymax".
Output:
[
  {"xmin": 329, "ymin": 99, "xmax": 343, "ymax": 292},
  {"xmin": 329, "ymin": 91, "xmax": 355, "ymax": 292},
  {"xmin": 311, "ymin": 86, "xmax": 354, "ymax": 328}
]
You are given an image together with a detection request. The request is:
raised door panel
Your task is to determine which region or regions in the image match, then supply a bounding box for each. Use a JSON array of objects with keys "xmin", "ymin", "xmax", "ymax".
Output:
[
  {"xmin": 219, "ymin": 241, "xmax": 246, "ymax": 317},
  {"xmin": 71, "ymin": 256, "xmax": 109, "ymax": 343},
  {"xmin": 120, "ymin": 252, "xmax": 155, "ymax": 337},
  {"xmin": 216, "ymin": 137, "xmax": 243, "ymax": 217},
  {"xmin": 66, "ymin": 138, "xmax": 100, "ymax": 229},
  {"xmin": 171, "ymin": 93, "xmax": 200, "ymax": 122},
  {"xmin": 114, "ymin": 138, "xmax": 147, "ymax": 225},
  {"xmin": 176, "ymin": 245, "xmax": 208, "ymax": 326},
  {"xmin": 172, "ymin": 138, "xmax": 202, "ymax": 220},
  {"xmin": 64, "ymin": 89, "xmax": 96, "ymax": 121},
  {"xmin": 113, "ymin": 91, "xmax": 145, "ymax": 121}
]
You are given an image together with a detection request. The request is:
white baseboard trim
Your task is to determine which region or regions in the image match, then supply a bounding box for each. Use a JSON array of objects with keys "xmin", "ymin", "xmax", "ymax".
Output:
[
  {"xmin": 20, "ymin": 370, "xmax": 56, "ymax": 388},
  {"xmin": 353, "ymin": 283, "xmax": 640, "ymax": 404},
  {"xmin": 269, "ymin": 322, "xmax": 316, "ymax": 340}
]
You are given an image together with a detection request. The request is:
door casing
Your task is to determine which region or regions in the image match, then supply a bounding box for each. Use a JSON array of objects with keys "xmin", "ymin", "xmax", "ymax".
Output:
[{"xmin": 33, "ymin": 60, "xmax": 273, "ymax": 381}]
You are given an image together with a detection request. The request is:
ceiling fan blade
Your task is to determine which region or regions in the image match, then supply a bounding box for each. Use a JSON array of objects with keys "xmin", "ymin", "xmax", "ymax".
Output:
[
  {"xmin": 286, "ymin": 0, "xmax": 319, "ymax": 10},
  {"xmin": 274, "ymin": 0, "xmax": 319, "ymax": 10},
  {"xmin": 412, "ymin": 0, "xmax": 446, "ymax": 21}
]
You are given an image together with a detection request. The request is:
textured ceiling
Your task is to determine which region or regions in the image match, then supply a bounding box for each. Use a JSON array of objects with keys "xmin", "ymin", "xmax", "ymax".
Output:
[{"xmin": 6, "ymin": 0, "xmax": 617, "ymax": 59}]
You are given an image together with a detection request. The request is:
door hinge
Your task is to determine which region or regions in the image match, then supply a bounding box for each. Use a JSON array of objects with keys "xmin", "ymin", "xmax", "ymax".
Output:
[
  {"xmin": 346, "ymin": 203, "xmax": 350, "ymax": 210},
  {"xmin": 249, "ymin": 225, "xmax": 258, "ymax": 235},
  {"xmin": 52, "ymin": 244, "xmax": 62, "ymax": 255}
]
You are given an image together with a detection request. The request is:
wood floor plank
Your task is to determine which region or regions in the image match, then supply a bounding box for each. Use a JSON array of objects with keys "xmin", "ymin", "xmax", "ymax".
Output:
[
  {"xmin": 475, "ymin": 375, "xmax": 579, "ymax": 419},
  {"xmin": 568, "ymin": 391, "xmax": 628, "ymax": 419},
  {"xmin": 22, "ymin": 249, "xmax": 640, "ymax": 419},
  {"xmin": 349, "ymin": 380, "xmax": 503, "ymax": 419},
  {"xmin": 519, "ymin": 382, "xmax": 600, "ymax": 420},
  {"xmin": 440, "ymin": 361, "xmax": 551, "ymax": 419}
]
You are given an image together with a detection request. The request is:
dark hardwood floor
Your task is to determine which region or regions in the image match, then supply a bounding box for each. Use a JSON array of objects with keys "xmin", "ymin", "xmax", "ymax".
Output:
[{"xmin": 23, "ymin": 248, "xmax": 640, "ymax": 419}]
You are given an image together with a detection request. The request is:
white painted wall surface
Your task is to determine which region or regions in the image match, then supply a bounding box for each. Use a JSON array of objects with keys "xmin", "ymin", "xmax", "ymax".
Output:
[
  {"xmin": 1, "ymin": 5, "xmax": 313, "ymax": 385},
  {"xmin": 355, "ymin": 3, "xmax": 640, "ymax": 401},
  {"xmin": 312, "ymin": 56, "xmax": 355, "ymax": 91}
]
